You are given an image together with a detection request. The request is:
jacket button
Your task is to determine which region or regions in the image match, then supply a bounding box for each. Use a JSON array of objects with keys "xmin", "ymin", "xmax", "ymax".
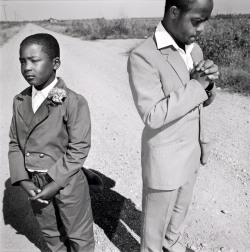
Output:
[
  {"xmin": 26, "ymin": 153, "xmax": 30, "ymax": 157},
  {"xmin": 39, "ymin": 153, "xmax": 44, "ymax": 158}
]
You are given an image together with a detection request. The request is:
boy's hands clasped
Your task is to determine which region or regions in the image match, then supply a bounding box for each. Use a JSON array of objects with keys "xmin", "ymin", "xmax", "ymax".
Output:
[
  {"xmin": 20, "ymin": 180, "xmax": 61, "ymax": 204},
  {"xmin": 29, "ymin": 181, "xmax": 61, "ymax": 203},
  {"xmin": 191, "ymin": 59, "xmax": 220, "ymax": 89},
  {"xmin": 20, "ymin": 180, "xmax": 40, "ymax": 197}
]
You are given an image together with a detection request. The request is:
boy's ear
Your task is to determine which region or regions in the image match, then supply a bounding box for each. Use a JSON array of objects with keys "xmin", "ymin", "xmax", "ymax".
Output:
[
  {"xmin": 169, "ymin": 6, "xmax": 180, "ymax": 19},
  {"xmin": 53, "ymin": 57, "xmax": 61, "ymax": 70}
]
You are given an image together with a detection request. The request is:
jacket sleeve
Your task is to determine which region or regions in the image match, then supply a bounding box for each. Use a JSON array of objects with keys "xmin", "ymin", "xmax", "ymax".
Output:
[
  {"xmin": 127, "ymin": 51, "xmax": 208, "ymax": 129},
  {"xmin": 47, "ymin": 94, "xmax": 91, "ymax": 188},
  {"xmin": 8, "ymin": 98, "xmax": 29, "ymax": 185}
]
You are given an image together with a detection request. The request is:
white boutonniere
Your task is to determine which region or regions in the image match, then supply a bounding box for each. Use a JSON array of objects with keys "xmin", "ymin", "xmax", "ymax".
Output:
[{"xmin": 47, "ymin": 87, "xmax": 67, "ymax": 105}]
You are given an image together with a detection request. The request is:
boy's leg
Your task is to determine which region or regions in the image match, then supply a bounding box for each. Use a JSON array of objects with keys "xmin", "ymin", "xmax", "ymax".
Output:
[
  {"xmin": 162, "ymin": 172, "xmax": 198, "ymax": 252},
  {"xmin": 56, "ymin": 169, "xmax": 95, "ymax": 252},
  {"xmin": 31, "ymin": 199, "xmax": 69, "ymax": 252},
  {"xmin": 140, "ymin": 171, "xmax": 198, "ymax": 252},
  {"xmin": 140, "ymin": 186, "xmax": 178, "ymax": 252}
]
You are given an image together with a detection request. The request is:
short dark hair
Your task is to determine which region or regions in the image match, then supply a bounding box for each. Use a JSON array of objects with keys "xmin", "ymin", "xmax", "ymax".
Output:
[
  {"xmin": 164, "ymin": 0, "xmax": 197, "ymax": 14},
  {"xmin": 20, "ymin": 33, "xmax": 60, "ymax": 59}
]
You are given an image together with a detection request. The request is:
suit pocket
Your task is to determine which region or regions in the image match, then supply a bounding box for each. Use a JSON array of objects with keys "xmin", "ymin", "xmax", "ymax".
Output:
[
  {"xmin": 144, "ymin": 139, "xmax": 185, "ymax": 171},
  {"xmin": 151, "ymin": 139, "xmax": 183, "ymax": 149}
]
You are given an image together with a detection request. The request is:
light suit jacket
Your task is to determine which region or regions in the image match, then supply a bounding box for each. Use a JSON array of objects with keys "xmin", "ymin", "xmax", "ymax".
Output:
[
  {"xmin": 8, "ymin": 78, "xmax": 91, "ymax": 188},
  {"xmin": 127, "ymin": 36, "xmax": 216, "ymax": 190}
]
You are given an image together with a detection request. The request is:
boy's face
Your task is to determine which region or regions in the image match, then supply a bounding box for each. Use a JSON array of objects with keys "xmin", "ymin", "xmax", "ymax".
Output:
[
  {"xmin": 171, "ymin": 0, "xmax": 213, "ymax": 46},
  {"xmin": 19, "ymin": 44, "xmax": 59, "ymax": 89}
]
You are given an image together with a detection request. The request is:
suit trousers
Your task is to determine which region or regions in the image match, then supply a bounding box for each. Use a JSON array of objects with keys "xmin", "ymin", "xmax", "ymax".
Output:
[
  {"xmin": 140, "ymin": 171, "xmax": 198, "ymax": 252},
  {"xmin": 31, "ymin": 169, "xmax": 95, "ymax": 252}
]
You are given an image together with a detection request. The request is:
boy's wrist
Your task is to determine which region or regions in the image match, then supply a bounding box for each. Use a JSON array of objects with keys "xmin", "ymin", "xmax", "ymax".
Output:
[
  {"xmin": 50, "ymin": 180, "xmax": 61, "ymax": 190},
  {"xmin": 205, "ymin": 81, "xmax": 214, "ymax": 92},
  {"xmin": 19, "ymin": 179, "xmax": 32, "ymax": 185}
]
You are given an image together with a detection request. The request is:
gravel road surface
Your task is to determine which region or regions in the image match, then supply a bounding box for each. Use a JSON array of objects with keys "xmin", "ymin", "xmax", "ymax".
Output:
[{"xmin": 0, "ymin": 24, "xmax": 249, "ymax": 252}]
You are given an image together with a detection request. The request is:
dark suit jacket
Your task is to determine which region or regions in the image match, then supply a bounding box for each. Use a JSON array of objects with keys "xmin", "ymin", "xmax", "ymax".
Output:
[
  {"xmin": 127, "ymin": 36, "xmax": 216, "ymax": 190},
  {"xmin": 8, "ymin": 78, "xmax": 91, "ymax": 188}
]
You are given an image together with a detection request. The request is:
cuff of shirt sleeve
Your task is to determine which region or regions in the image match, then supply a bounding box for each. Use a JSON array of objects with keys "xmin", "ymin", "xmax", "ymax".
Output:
[
  {"xmin": 205, "ymin": 81, "xmax": 215, "ymax": 92},
  {"xmin": 205, "ymin": 82, "xmax": 215, "ymax": 98}
]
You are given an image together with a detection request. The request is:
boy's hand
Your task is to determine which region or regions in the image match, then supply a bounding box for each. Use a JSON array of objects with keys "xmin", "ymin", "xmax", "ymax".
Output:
[
  {"xmin": 191, "ymin": 60, "xmax": 219, "ymax": 89},
  {"xmin": 29, "ymin": 181, "xmax": 61, "ymax": 202},
  {"xmin": 20, "ymin": 180, "xmax": 40, "ymax": 197},
  {"xmin": 194, "ymin": 60, "xmax": 220, "ymax": 81},
  {"xmin": 20, "ymin": 180, "xmax": 49, "ymax": 204}
]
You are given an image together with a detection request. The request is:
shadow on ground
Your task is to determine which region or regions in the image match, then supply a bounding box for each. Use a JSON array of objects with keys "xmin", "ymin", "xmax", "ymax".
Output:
[
  {"xmin": 2, "ymin": 178, "xmax": 50, "ymax": 251},
  {"xmin": 90, "ymin": 170, "xmax": 141, "ymax": 252},
  {"xmin": 2, "ymin": 171, "xmax": 141, "ymax": 252}
]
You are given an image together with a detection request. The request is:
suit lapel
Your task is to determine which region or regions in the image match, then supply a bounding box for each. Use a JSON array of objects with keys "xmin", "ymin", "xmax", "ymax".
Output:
[
  {"xmin": 160, "ymin": 46, "xmax": 190, "ymax": 85},
  {"xmin": 26, "ymin": 98, "xmax": 52, "ymax": 138},
  {"xmin": 25, "ymin": 78, "xmax": 67, "ymax": 142},
  {"xmin": 17, "ymin": 87, "xmax": 34, "ymax": 127}
]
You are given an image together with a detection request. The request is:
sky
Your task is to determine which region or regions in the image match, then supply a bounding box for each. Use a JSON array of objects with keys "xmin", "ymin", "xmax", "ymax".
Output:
[{"xmin": 0, "ymin": 0, "xmax": 249, "ymax": 21}]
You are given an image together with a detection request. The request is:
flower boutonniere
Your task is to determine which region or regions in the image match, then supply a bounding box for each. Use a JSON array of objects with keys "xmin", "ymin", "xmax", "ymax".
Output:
[{"xmin": 47, "ymin": 87, "xmax": 67, "ymax": 105}]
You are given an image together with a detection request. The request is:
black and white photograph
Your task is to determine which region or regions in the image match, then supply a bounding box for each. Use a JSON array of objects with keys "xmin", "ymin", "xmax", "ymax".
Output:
[{"xmin": 0, "ymin": 0, "xmax": 249, "ymax": 251}]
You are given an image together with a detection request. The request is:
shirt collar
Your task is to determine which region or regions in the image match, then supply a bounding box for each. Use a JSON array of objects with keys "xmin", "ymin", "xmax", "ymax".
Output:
[
  {"xmin": 32, "ymin": 77, "xmax": 58, "ymax": 99},
  {"xmin": 155, "ymin": 21, "xmax": 194, "ymax": 54}
]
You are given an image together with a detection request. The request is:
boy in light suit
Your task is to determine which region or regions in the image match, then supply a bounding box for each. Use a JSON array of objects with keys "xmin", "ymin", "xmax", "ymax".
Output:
[
  {"xmin": 8, "ymin": 33, "xmax": 94, "ymax": 252},
  {"xmin": 127, "ymin": 0, "xmax": 219, "ymax": 251}
]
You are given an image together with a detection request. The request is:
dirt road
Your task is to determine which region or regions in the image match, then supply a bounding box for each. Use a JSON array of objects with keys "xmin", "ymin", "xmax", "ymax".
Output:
[{"xmin": 0, "ymin": 24, "xmax": 249, "ymax": 252}]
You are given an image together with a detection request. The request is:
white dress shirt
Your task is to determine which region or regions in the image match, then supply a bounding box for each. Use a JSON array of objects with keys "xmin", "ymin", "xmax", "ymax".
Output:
[
  {"xmin": 155, "ymin": 22, "xmax": 194, "ymax": 73},
  {"xmin": 32, "ymin": 77, "xmax": 58, "ymax": 113}
]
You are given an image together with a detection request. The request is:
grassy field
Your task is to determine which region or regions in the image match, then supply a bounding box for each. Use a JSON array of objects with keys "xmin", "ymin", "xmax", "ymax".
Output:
[
  {"xmin": 37, "ymin": 15, "xmax": 250, "ymax": 95},
  {"xmin": 1, "ymin": 15, "xmax": 249, "ymax": 95},
  {"xmin": 197, "ymin": 14, "xmax": 250, "ymax": 95},
  {"xmin": 37, "ymin": 18, "xmax": 160, "ymax": 40}
]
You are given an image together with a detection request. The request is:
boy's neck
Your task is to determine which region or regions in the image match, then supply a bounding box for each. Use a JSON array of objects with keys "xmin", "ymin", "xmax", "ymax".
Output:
[
  {"xmin": 35, "ymin": 75, "xmax": 56, "ymax": 91},
  {"xmin": 161, "ymin": 20, "xmax": 186, "ymax": 51}
]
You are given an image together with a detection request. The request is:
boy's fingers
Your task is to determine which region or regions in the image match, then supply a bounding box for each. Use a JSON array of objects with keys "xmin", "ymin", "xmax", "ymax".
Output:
[
  {"xmin": 204, "ymin": 66, "xmax": 219, "ymax": 74},
  {"xmin": 201, "ymin": 60, "xmax": 214, "ymax": 71},
  {"xmin": 37, "ymin": 199, "xmax": 49, "ymax": 204},
  {"xmin": 28, "ymin": 190, "xmax": 37, "ymax": 197},
  {"xmin": 29, "ymin": 196, "xmax": 49, "ymax": 204},
  {"xmin": 29, "ymin": 195, "xmax": 49, "ymax": 204},
  {"xmin": 195, "ymin": 60, "xmax": 205, "ymax": 71},
  {"xmin": 207, "ymin": 74, "xmax": 219, "ymax": 80},
  {"xmin": 29, "ymin": 195, "xmax": 39, "ymax": 201},
  {"xmin": 193, "ymin": 61, "xmax": 199, "ymax": 67},
  {"xmin": 29, "ymin": 192, "xmax": 43, "ymax": 201}
]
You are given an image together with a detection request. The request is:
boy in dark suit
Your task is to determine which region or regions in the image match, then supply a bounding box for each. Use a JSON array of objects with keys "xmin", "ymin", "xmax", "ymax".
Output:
[
  {"xmin": 8, "ymin": 33, "xmax": 94, "ymax": 252},
  {"xmin": 128, "ymin": 0, "xmax": 219, "ymax": 251}
]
